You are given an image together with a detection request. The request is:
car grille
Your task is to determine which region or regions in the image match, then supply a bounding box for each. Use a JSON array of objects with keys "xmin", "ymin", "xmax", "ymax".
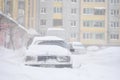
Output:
[
  {"xmin": 37, "ymin": 56, "xmax": 57, "ymax": 61},
  {"xmin": 37, "ymin": 56, "xmax": 70, "ymax": 62}
]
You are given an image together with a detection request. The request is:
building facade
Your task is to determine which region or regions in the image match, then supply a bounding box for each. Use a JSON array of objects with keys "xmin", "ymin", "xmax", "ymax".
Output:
[
  {"xmin": 63, "ymin": 0, "xmax": 80, "ymax": 42},
  {"xmin": 1, "ymin": 0, "xmax": 120, "ymax": 46},
  {"xmin": 0, "ymin": 0, "xmax": 4, "ymax": 12},
  {"xmin": 80, "ymin": 0, "xmax": 108, "ymax": 46},
  {"xmin": 25, "ymin": 0, "xmax": 36, "ymax": 29},
  {"xmin": 108, "ymin": 0, "xmax": 120, "ymax": 46},
  {"xmin": 0, "ymin": 0, "xmax": 36, "ymax": 29},
  {"xmin": 36, "ymin": 0, "xmax": 80, "ymax": 41}
]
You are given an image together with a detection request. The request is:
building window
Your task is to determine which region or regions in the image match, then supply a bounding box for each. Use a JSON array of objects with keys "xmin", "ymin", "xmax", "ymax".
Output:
[
  {"xmin": 94, "ymin": 9, "xmax": 105, "ymax": 15},
  {"xmin": 83, "ymin": 32, "xmax": 93, "ymax": 39},
  {"xmin": 111, "ymin": 21, "xmax": 119, "ymax": 28},
  {"xmin": 83, "ymin": 20, "xmax": 104, "ymax": 27},
  {"xmin": 95, "ymin": 33, "xmax": 104, "ymax": 40},
  {"xmin": 111, "ymin": 9, "xmax": 114, "ymax": 15},
  {"xmin": 95, "ymin": 0, "xmax": 105, "ymax": 2},
  {"xmin": 71, "ymin": 8, "xmax": 77, "ymax": 14},
  {"xmin": 71, "ymin": 20, "xmax": 77, "ymax": 27},
  {"xmin": 93, "ymin": 21, "xmax": 104, "ymax": 27},
  {"xmin": 5, "ymin": 0, "xmax": 11, "ymax": 15},
  {"xmin": 71, "ymin": 32, "xmax": 77, "ymax": 38},
  {"xmin": 111, "ymin": 0, "xmax": 113, "ymax": 3},
  {"xmin": 83, "ymin": 32, "xmax": 104, "ymax": 40},
  {"xmin": 83, "ymin": 8, "xmax": 105, "ymax": 15},
  {"xmin": 54, "ymin": 0, "xmax": 62, "ymax": 2},
  {"xmin": 84, "ymin": 0, "xmax": 105, "ymax": 2},
  {"xmin": 84, "ymin": 0, "xmax": 93, "ymax": 2},
  {"xmin": 18, "ymin": 1, "xmax": 25, "ymax": 10},
  {"xmin": 111, "ymin": 9, "xmax": 119, "ymax": 16},
  {"xmin": 41, "ymin": 8, "xmax": 46, "ymax": 14},
  {"xmin": 83, "ymin": 20, "xmax": 92, "ymax": 27},
  {"xmin": 40, "ymin": 19, "xmax": 46, "ymax": 25},
  {"xmin": 111, "ymin": 0, "xmax": 120, "ymax": 3},
  {"xmin": 54, "ymin": 7, "xmax": 62, "ymax": 13},
  {"xmin": 110, "ymin": 34, "xmax": 119, "ymax": 40},
  {"xmin": 18, "ymin": 0, "xmax": 25, "ymax": 26},
  {"xmin": 53, "ymin": 19, "xmax": 62, "ymax": 26},
  {"xmin": 83, "ymin": 8, "xmax": 93, "ymax": 15},
  {"xmin": 71, "ymin": 0, "xmax": 77, "ymax": 2},
  {"xmin": 117, "ymin": 0, "xmax": 120, "ymax": 3}
]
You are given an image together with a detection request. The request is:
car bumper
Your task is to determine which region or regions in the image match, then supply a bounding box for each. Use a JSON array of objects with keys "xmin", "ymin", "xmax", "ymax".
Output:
[{"xmin": 25, "ymin": 63, "xmax": 72, "ymax": 68}]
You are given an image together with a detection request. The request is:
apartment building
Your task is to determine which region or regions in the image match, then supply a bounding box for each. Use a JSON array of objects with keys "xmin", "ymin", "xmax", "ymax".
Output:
[
  {"xmin": 63, "ymin": 0, "xmax": 80, "ymax": 42},
  {"xmin": 25, "ymin": 0, "xmax": 36, "ymax": 29},
  {"xmin": 36, "ymin": 0, "xmax": 80, "ymax": 41},
  {"xmin": 0, "ymin": 0, "xmax": 36, "ymax": 29},
  {"xmin": 80, "ymin": 0, "xmax": 108, "ymax": 46},
  {"xmin": 0, "ymin": 0, "xmax": 4, "ymax": 12},
  {"xmin": 108, "ymin": 0, "xmax": 120, "ymax": 46},
  {"xmin": 1, "ymin": 0, "xmax": 120, "ymax": 46},
  {"xmin": 36, "ymin": 0, "xmax": 53, "ymax": 36}
]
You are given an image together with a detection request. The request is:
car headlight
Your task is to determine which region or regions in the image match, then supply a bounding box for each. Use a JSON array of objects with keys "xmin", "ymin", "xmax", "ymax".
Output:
[
  {"xmin": 25, "ymin": 56, "xmax": 36, "ymax": 62},
  {"xmin": 57, "ymin": 56, "xmax": 70, "ymax": 62}
]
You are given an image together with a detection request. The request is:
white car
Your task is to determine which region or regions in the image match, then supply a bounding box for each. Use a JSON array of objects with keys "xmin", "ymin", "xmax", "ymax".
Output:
[
  {"xmin": 87, "ymin": 46, "xmax": 99, "ymax": 51},
  {"xmin": 25, "ymin": 36, "xmax": 72, "ymax": 68},
  {"xmin": 70, "ymin": 42, "xmax": 86, "ymax": 54}
]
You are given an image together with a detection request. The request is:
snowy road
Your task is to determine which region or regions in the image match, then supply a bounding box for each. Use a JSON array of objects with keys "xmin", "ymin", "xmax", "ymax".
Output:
[
  {"xmin": 0, "ymin": 47, "xmax": 120, "ymax": 80},
  {"xmin": 0, "ymin": 60, "xmax": 80, "ymax": 80}
]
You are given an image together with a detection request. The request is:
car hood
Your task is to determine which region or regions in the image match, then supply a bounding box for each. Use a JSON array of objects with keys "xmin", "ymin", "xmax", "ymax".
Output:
[{"xmin": 26, "ymin": 45, "xmax": 71, "ymax": 56}]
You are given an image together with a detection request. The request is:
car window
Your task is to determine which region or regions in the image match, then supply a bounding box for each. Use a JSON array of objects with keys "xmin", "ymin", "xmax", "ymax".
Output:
[
  {"xmin": 73, "ymin": 44, "xmax": 82, "ymax": 47},
  {"xmin": 35, "ymin": 40, "xmax": 68, "ymax": 48}
]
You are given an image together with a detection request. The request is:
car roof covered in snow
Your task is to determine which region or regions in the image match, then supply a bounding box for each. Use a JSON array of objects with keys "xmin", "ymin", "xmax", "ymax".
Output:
[{"xmin": 32, "ymin": 36, "xmax": 64, "ymax": 43}]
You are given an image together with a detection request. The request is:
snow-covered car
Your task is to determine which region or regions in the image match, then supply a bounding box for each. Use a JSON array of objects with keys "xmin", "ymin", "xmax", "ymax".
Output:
[
  {"xmin": 87, "ymin": 46, "xmax": 99, "ymax": 51},
  {"xmin": 25, "ymin": 36, "xmax": 72, "ymax": 68},
  {"xmin": 70, "ymin": 42, "xmax": 86, "ymax": 54}
]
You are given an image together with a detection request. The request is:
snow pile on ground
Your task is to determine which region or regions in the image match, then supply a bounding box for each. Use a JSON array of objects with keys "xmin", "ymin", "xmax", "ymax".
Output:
[
  {"xmin": 0, "ymin": 47, "xmax": 80, "ymax": 80},
  {"xmin": 87, "ymin": 46, "xmax": 99, "ymax": 51},
  {"xmin": 0, "ymin": 47, "xmax": 120, "ymax": 80},
  {"xmin": 77, "ymin": 47, "xmax": 120, "ymax": 80},
  {"xmin": 0, "ymin": 47, "xmax": 26, "ymax": 64},
  {"xmin": 0, "ymin": 47, "xmax": 15, "ymax": 61},
  {"xmin": 0, "ymin": 60, "xmax": 80, "ymax": 80}
]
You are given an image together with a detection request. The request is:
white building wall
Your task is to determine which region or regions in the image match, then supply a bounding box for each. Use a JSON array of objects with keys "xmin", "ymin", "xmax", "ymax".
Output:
[{"xmin": 36, "ymin": 0, "xmax": 80, "ymax": 41}]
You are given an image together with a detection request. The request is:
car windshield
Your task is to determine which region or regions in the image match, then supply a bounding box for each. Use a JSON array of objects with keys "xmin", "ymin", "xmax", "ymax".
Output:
[
  {"xmin": 73, "ymin": 44, "xmax": 82, "ymax": 47},
  {"xmin": 35, "ymin": 40, "xmax": 68, "ymax": 48}
]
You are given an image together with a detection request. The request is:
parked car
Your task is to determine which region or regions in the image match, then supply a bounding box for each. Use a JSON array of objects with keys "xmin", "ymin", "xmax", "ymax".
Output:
[
  {"xmin": 25, "ymin": 36, "xmax": 72, "ymax": 68},
  {"xmin": 87, "ymin": 46, "xmax": 99, "ymax": 51},
  {"xmin": 70, "ymin": 42, "xmax": 86, "ymax": 54}
]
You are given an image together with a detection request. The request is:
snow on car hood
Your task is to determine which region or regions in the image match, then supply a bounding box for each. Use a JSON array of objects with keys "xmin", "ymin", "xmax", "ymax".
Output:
[{"xmin": 26, "ymin": 45, "xmax": 71, "ymax": 56}]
